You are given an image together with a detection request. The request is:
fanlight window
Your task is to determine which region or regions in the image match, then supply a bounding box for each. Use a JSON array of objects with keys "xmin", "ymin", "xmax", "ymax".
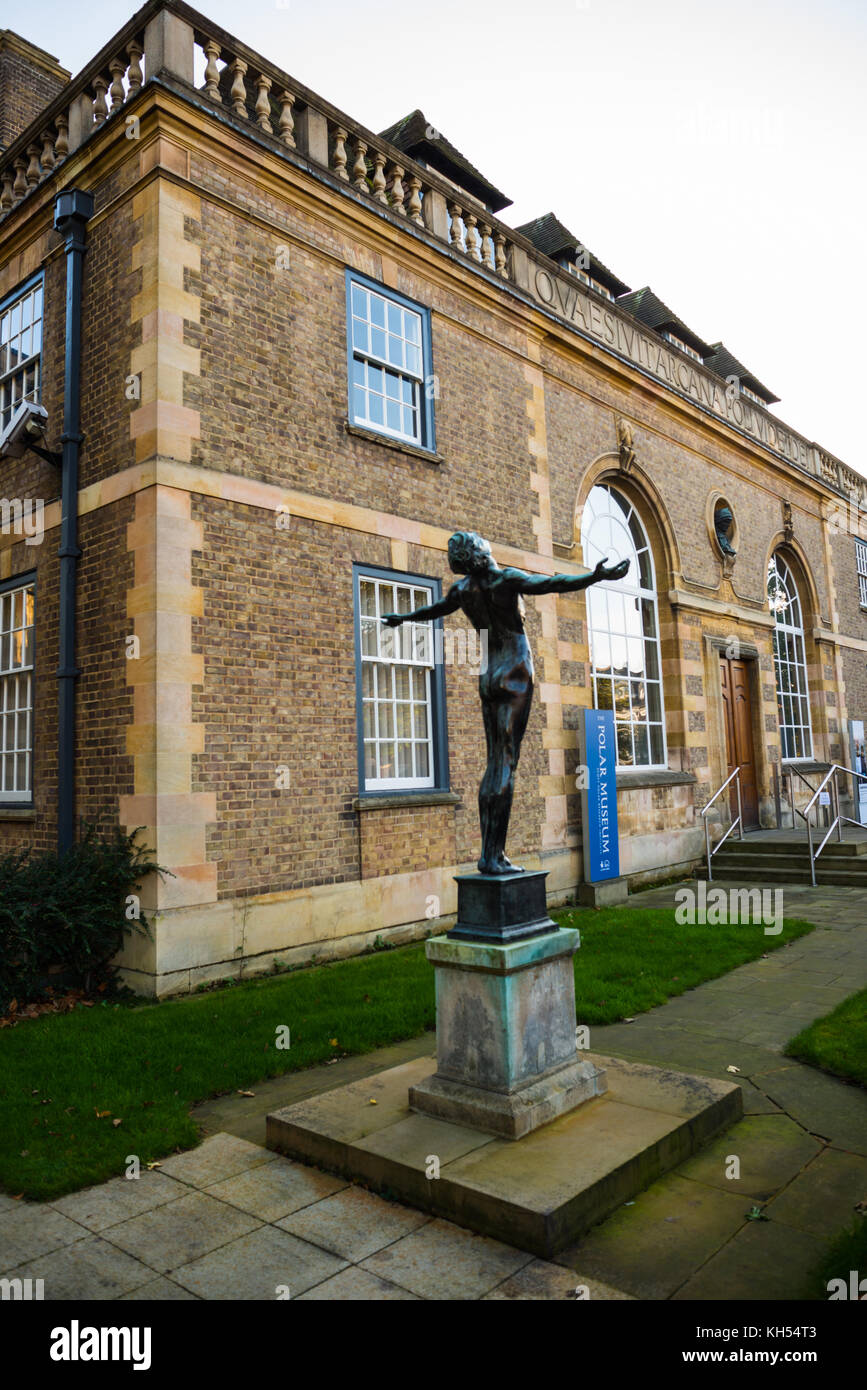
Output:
[
  {"xmin": 581, "ymin": 484, "xmax": 666, "ymax": 767},
  {"xmin": 768, "ymin": 553, "xmax": 812, "ymax": 760}
]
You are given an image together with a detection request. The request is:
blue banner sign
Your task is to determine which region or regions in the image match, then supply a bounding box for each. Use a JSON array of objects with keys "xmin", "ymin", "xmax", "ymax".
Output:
[{"xmin": 579, "ymin": 708, "xmax": 620, "ymax": 883}]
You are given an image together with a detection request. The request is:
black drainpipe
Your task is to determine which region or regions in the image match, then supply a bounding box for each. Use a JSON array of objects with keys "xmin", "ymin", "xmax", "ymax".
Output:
[{"xmin": 53, "ymin": 188, "xmax": 93, "ymax": 854}]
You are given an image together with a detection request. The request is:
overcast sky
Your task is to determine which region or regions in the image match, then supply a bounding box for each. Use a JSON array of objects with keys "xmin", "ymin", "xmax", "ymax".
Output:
[{"xmin": 24, "ymin": 0, "xmax": 867, "ymax": 474}]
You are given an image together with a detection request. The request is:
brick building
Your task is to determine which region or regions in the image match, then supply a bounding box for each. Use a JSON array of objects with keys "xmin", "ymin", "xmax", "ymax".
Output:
[{"xmin": 1, "ymin": 2, "xmax": 865, "ymax": 996}]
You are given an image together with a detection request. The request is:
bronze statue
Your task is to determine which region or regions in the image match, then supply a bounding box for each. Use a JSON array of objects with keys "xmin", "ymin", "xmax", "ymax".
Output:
[
  {"xmin": 383, "ymin": 531, "xmax": 629, "ymax": 875},
  {"xmin": 714, "ymin": 502, "xmax": 737, "ymax": 558}
]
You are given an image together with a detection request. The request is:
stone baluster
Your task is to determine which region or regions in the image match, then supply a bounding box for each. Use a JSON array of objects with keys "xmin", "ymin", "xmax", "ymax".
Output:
[
  {"xmin": 332, "ymin": 126, "xmax": 349, "ymax": 181},
  {"xmin": 464, "ymin": 212, "xmax": 481, "ymax": 262},
  {"xmin": 203, "ymin": 40, "xmax": 222, "ymax": 101},
  {"xmin": 494, "ymin": 232, "xmax": 508, "ymax": 278},
  {"xmin": 109, "ymin": 58, "xmax": 127, "ymax": 111},
  {"xmin": 127, "ymin": 42, "xmax": 143, "ymax": 97},
  {"xmin": 480, "ymin": 224, "xmax": 495, "ymax": 270},
  {"xmin": 93, "ymin": 77, "xmax": 109, "ymax": 125},
  {"xmin": 54, "ymin": 115, "xmax": 69, "ymax": 161},
  {"xmin": 40, "ymin": 128, "xmax": 56, "ymax": 173},
  {"xmin": 388, "ymin": 163, "xmax": 406, "ymax": 214},
  {"xmin": 255, "ymin": 74, "xmax": 272, "ymax": 133},
  {"xmin": 12, "ymin": 158, "xmax": 27, "ymax": 204},
  {"xmin": 351, "ymin": 138, "xmax": 368, "ymax": 191},
  {"xmin": 371, "ymin": 150, "xmax": 387, "ymax": 204},
  {"xmin": 406, "ymin": 174, "xmax": 423, "ymax": 225},
  {"xmin": 278, "ymin": 91, "xmax": 295, "ymax": 147},
  {"xmin": 1, "ymin": 171, "xmax": 13, "ymax": 212},
  {"xmin": 448, "ymin": 202, "xmax": 464, "ymax": 251},
  {"xmin": 25, "ymin": 145, "xmax": 41, "ymax": 189},
  {"xmin": 229, "ymin": 58, "xmax": 248, "ymax": 118}
]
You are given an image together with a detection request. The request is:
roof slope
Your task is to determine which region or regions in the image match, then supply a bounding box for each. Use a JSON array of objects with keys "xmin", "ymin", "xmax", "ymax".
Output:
[
  {"xmin": 379, "ymin": 109, "xmax": 511, "ymax": 213},
  {"xmin": 514, "ymin": 211, "xmax": 631, "ymax": 297}
]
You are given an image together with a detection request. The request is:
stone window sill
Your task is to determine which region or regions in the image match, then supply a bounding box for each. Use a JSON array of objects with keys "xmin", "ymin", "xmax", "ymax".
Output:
[
  {"xmin": 354, "ymin": 790, "xmax": 461, "ymax": 811},
  {"xmin": 781, "ymin": 760, "xmax": 830, "ymax": 777},
  {"xmin": 0, "ymin": 806, "xmax": 36, "ymax": 820},
  {"xmin": 344, "ymin": 421, "xmax": 443, "ymax": 464},
  {"xmin": 615, "ymin": 769, "xmax": 696, "ymax": 791}
]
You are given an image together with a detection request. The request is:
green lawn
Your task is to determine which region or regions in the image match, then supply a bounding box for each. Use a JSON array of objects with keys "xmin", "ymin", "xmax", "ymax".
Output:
[
  {"xmin": 785, "ymin": 987, "xmax": 867, "ymax": 1088},
  {"xmin": 805, "ymin": 1218, "xmax": 867, "ymax": 1300},
  {"xmin": 0, "ymin": 905, "xmax": 814, "ymax": 1200}
]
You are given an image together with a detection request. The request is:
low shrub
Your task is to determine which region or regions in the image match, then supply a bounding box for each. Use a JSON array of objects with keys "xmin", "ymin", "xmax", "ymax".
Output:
[{"xmin": 0, "ymin": 823, "xmax": 162, "ymax": 1012}]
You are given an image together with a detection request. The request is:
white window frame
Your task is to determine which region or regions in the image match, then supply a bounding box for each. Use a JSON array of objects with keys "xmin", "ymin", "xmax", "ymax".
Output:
[
  {"xmin": 0, "ymin": 278, "xmax": 43, "ymax": 435},
  {"xmin": 768, "ymin": 553, "xmax": 813, "ymax": 762},
  {"xmin": 856, "ymin": 539, "xmax": 867, "ymax": 610},
  {"xmin": 0, "ymin": 579, "xmax": 35, "ymax": 802},
  {"xmin": 581, "ymin": 484, "xmax": 667, "ymax": 769},
  {"xmin": 662, "ymin": 330, "xmax": 703, "ymax": 363},
  {"xmin": 347, "ymin": 278, "xmax": 427, "ymax": 447},
  {"xmin": 357, "ymin": 571, "xmax": 439, "ymax": 791}
]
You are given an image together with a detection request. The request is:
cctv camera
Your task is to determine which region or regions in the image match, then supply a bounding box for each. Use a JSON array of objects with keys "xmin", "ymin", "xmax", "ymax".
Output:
[{"xmin": 0, "ymin": 400, "xmax": 50, "ymax": 460}]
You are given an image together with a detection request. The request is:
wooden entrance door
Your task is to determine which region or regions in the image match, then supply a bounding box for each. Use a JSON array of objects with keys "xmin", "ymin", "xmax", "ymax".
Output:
[{"xmin": 719, "ymin": 657, "xmax": 760, "ymax": 828}]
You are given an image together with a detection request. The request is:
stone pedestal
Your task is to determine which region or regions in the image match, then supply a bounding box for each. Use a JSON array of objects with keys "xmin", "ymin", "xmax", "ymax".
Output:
[
  {"xmin": 577, "ymin": 874, "xmax": 629, "ymax": 907},
  {"xmin": 410, "ymin": 874, "xmax": 606, "ymax": 1138}
]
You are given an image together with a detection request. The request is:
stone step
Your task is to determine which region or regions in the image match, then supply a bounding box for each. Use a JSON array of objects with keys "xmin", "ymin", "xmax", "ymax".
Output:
[{"xmin": 715, "ymin": 837, "xmax": 867, "ymax": 857}]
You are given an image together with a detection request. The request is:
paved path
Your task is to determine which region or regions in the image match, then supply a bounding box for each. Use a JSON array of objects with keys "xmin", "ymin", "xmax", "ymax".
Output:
[{"xmin": 2, "ymin": 881, "xmax": 865, "ymax": 1299}]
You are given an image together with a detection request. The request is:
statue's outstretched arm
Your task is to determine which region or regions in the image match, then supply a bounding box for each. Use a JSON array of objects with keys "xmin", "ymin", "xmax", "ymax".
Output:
[
  {"xmin": 381, "ymin": 583, "xmax": 463, "ymax": 627},
  {"xmin": 503, "ymin": 557, "xmax": 630, "ymax": 596}
]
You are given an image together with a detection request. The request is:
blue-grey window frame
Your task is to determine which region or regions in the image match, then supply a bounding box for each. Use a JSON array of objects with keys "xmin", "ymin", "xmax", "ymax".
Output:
[
  {"xmin": 352, "ymin": 562, "xmax": 450, "ymax": 795},
  {"xmin": 0, "ymin": 568, "xmax": 36, "ymax": 808},
  {"xmin": 344, "ymin": 270, "xmax": 436, "ymax": 454}
]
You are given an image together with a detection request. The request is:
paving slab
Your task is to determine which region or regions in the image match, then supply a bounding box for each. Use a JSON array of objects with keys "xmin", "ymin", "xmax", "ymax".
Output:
[
  {"xmin": 49, "ymin": 1170, "xmax": 189, "ymax": 1233},
  {"xmin": 764, "ymin": 1148, "xmax": 867, "ymax": 1238},
  {"xmin": 4, "ymin": 1235, "xmax": 155, "ymax": 1300},
  {"xmin": 672, "ymin": 1218, "xmax": 829, "ymax": 1301},
  {"xmin": 483, "ymin": 1258, "xmax": 634, "ymax": 1300},
  {"xmin": 277, "ymin": 1185, "xmax": 429, "ymax": 1262},
  {"xmin": 119, "ymin": 1277, "xmax": 199, "ymax": 1300},
  {"xmin": 296, "ymin": 1266, "xmax": 420, "ymax": 1300},
  {"xmin": 749, "ymin": 1063, "xmax": 867, "ymax": 1153},
  {"xmin": 170, "ymin": 1224, "xmax": 347, "ymax": 1300},
  {"xmin": 0, "ymin": 1203, "xmax": 88, "ymax": 1273},
  {"xmin": 155, "ymin": 1132, "xmax": 279, "ymax": 1189},
  {"xmin": 675, "ymin": 1114, "xmax": 822, "ymax": 1199},
  {"xmin": 555, "ymin": 1173, "xmax": 749, "ymax": 1300},
  {"xmin": 203, "ymin": 1157, "xmax": 347, "ymax": 1222},
  {"xmin": 101, "ymin": 1191, "xmax": 260, "ymax": 1274},
  {"xmin": 360, "ymin": 1217, "xmax": 530, "ymax": 1299}
]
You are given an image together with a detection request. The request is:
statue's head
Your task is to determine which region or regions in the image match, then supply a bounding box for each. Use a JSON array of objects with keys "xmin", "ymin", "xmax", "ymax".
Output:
[{"xmin": 448, "ymin": 531, "xmax": 493, "ymax": 575}]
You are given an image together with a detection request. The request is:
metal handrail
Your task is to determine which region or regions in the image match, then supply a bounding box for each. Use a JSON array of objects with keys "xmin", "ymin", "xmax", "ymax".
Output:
[
  {"xmin": 700, "ymin": 767, "xmax": 744, "ymax": 882},
  {"xmin": 801, "ymin": 763, "xmax": 867, "ymax": 886},
  {"xmin": 785, "ymin": 765, "xmax": 817, "ymax": 827}
]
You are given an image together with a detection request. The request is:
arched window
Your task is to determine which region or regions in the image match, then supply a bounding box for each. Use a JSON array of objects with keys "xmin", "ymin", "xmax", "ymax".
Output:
[
  {"xmin": 768, "ymin": 552, "xmax": 812, "ymax": 760},
  {"xmin": 581, "ymin": 483, "xmax": 666, "ymax": 767}
]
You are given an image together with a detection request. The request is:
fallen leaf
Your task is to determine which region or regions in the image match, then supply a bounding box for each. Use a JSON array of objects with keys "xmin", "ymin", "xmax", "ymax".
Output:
[
  {"xmin": 237, "ymin": 1090, "xmax": 255, "ymax": 1098},
  {"xmin": 726, "ymin": 1065, "xmax": 740, "ymax": 1074},
  {"xmin": 623, "ymin": 1017, "xmax": 635, "ymax": 1023},
  {"xmin": 329, "ymin": 1038, "xmax": 338, "ymax": 1047},
  {"xmin": 95, "ymin": 1109, "xmax": 112, "ymax": 1118},
  {"xmin": 19, "ymin": 1150, "xmax": 29, "ymax": 1157},
  {"xmin": 369, "ymin": 1099, "xmax": 378, "ymax": 1106},
  {"xmin": 112, "ymin": 1118, "xmax": 123, "ymax": 1128},
  {"xmin": 145, "ymin": 1162, "xmax": 162, "ymax": 1171}
]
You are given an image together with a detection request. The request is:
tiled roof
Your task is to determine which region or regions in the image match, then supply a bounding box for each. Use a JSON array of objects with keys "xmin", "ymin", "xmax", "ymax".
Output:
[
  {"xmin": 617, "ymin": 286, "xmax": 714, "ymax": 358},
  {"xmin": 379, "ymin": 110, "xmax": 511, "ymax": 213},
  {"xmin": 514, "ymin": 211, "xmax": 631, "ymax": 297},
  {"xmin": 703, "ymin": 342, "xmax": 779, "ymax": 405}
]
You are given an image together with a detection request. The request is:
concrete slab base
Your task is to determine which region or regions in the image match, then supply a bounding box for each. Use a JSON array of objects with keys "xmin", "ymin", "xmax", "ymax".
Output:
[{"xmin": 266, "ymin": 1053, "xmax": 743, "ymax": 1259}]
